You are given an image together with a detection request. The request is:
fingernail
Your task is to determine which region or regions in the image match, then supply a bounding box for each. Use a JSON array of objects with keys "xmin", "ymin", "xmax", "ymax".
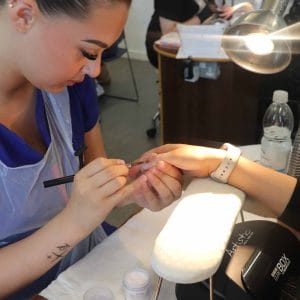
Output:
[{"xmin": 140, "ymin": 161, "xmax": 156, "ymax": 171}]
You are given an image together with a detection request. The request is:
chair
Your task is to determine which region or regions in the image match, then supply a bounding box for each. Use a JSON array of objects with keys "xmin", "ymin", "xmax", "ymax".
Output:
[
  {"xmin": 99, "ymin": 31, "xmax": 139, "ymax": 102},
  {"xmin": 146, "ymin": 102, "xmax": 160, "ymax": 138}
]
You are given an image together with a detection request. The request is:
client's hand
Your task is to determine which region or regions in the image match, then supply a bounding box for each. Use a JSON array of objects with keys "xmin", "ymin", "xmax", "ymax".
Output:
[
  {"xmin": 139, "ymin": 144, "xmax": 226, "ymax": 178},
  {"xmin": 119, "ymin": 160, "xmax": 183, "ymax": 211}
]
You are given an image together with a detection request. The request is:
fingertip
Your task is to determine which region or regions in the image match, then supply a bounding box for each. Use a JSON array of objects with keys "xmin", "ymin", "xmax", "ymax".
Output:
[
  {"xmin": 138, "ymin": 174, "xmax": 148, "ymax": 183},
  {"xmin": 156, "ymin": 160, "xmax": 165, "ymax": 168},
  {"xmin": 138, "ymin": 174, "xmax": 150, "ymax": 190}
]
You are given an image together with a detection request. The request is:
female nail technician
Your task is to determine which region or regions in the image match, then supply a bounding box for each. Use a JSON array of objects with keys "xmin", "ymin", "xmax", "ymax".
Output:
[{"xmin": 0, "ymin": 1, "xmax": 182, "ymax": 298}]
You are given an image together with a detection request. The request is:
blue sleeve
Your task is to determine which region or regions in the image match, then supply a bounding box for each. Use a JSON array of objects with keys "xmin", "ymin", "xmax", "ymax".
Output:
[{"xmin": 68, "ymin": 76, "xmax": 100, "ymax": 152}]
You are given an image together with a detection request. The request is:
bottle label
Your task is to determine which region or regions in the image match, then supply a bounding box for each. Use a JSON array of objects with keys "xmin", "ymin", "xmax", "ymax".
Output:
[
  {"xmin": 263, "ymin": 126, "xmax": 291, "ymax": 141},
  {"xmin": 261, "ymin": 138, "xmax": 291, "ymax": 172}
]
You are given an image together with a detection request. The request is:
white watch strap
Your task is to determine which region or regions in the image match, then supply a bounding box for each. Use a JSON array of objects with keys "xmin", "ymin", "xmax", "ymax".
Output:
[{"xmin": 210, "ymin": 143, "xmax": 241, "ymax": 183}]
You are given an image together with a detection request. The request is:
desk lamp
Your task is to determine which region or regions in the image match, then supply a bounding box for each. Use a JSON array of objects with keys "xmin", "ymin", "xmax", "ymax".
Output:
[{"xmin": 221, "ymin": 0, "xmax": 291, "ymax": 74}]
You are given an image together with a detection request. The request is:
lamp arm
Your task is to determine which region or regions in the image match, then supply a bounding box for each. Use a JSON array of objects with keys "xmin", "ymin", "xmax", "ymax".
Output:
[{"xmin": 261, "ymin": 0, "xmax": 289, "ymax": 16}]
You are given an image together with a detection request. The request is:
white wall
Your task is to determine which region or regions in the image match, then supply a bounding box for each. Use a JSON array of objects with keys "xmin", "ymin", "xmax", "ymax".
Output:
[{"xmin": 124, "ymin": 0, "xmax": 154, "ymax": 61}]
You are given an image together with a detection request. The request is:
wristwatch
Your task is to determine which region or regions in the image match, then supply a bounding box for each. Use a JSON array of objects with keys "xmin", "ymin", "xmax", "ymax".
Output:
[{"xmin": 210, "ymin": 143, "xmax": 241, "ymax": 183}]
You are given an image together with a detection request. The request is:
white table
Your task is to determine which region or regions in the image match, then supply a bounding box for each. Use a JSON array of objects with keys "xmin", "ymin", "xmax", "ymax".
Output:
[{"xmin": 40, "ymin": 145, "xmax": 276, "ymax": 299}]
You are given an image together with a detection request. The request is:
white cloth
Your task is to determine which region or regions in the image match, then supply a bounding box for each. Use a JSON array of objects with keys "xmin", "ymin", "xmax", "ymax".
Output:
[{"xmin": 0, "ymin": 90, "xmax": 77, "ymax": 241}]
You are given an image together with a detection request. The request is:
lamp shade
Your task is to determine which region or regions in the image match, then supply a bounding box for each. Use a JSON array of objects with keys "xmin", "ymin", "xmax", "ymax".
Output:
[{"xmin": 222, "ymin": 10, "xmax": 291, "ymax": 74}]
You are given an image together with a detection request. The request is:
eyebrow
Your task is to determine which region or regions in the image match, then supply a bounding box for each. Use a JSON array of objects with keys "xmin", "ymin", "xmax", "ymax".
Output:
[{"xmin": 82, "ymin": 39, "xmax": 108, "ymax": 49}]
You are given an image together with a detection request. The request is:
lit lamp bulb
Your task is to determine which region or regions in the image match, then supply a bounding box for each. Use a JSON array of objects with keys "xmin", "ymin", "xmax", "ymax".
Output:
[
  {"xmin": 221, "ymin": 1, "xmax": 292, "ymax": 74},
  {"xmin": 244, "ymin": 33, "xmax": 274, "ymax": 55}
]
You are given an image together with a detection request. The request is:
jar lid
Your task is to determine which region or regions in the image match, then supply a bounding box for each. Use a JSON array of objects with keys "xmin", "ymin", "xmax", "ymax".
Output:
[
  {"xmin": 272, "ymin": 90, "xmax": 288, "ymax": 103},
  {"xmin": 123, "ymin": 267, "xmax": 150, "ymax": 291}
]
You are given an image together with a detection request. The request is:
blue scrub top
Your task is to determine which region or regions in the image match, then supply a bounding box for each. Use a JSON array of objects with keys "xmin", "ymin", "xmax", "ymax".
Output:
[{"xmin": 0, "ymin": 75, "xmax": 99, "ymax": 167}]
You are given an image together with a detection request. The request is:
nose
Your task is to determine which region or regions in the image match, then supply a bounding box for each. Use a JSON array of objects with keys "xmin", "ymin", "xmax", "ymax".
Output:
[{"xmin": 82, "ymin": 57, "xmax": 101, "ymax": 78}]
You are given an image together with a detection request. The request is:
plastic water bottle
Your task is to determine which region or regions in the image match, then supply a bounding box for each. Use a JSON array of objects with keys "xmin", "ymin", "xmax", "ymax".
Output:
[{"xmin": 260, "ymin": 90, "xmax": 294, "ymax": 172}]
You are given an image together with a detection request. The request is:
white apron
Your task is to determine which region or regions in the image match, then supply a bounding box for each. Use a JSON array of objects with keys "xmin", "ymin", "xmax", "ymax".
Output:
[{"xmin": 0, "ymin": 89, "xmax": 107, "ymax": 271}]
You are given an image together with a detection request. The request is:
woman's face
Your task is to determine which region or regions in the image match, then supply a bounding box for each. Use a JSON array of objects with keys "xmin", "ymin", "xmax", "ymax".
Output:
[{"xmin": 16, "ymin": 2, "xmax": 129, "ymax": 93}]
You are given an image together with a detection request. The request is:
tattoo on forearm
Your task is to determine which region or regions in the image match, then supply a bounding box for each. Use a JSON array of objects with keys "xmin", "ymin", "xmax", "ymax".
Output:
[{"xmin": 47, "ymin": 243, "xmax": 71, "ymax": 262}]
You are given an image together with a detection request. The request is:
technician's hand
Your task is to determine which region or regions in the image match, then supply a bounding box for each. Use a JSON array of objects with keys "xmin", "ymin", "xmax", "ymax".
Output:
[
  {"xmin": 119, "ymin": 161, "xmax": 183, "ymax": 211},
  {"xmin": 139, "ymin": 144, "xmax": 226, "ymax": 178},
  {"xmin": 66, "ymin": 157, "xmax": 129, "ymax": 233}
]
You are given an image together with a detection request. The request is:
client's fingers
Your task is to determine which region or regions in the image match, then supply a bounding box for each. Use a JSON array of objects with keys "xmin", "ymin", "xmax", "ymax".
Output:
[
  {"xmin": 156, "ymin": 161, "xmax": 183, "ymax": 182},
  {"xmin": 147, "ymin": 167, "xmax": 182, "ymax": 199}
]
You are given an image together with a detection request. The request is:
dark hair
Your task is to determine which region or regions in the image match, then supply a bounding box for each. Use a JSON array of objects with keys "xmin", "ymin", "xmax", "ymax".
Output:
[{"xmin": 0, "ymin": 0, "xmax": 132, "ymax": 18}]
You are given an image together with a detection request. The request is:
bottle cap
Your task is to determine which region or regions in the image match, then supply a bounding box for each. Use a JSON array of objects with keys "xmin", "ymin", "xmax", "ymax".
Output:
[
  {"xmin": 272, "ymin": 90, "xmax": 288, "ymax": 103},
  {"xmin": 123, "ymin": 267, "xmax": 150, "ymax": 291}
]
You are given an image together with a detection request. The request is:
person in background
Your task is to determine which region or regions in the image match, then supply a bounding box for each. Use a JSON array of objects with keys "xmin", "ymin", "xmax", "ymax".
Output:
[
  {"xmin": 145, "ymin": 0, "xmax": 220, "ymax": 68},
  {"xmin": 0, "ymin": 0, "xmax": 182, "ymax": 298},
  {"xmin": 145, "ymin": 0, "xmax": 256, "ymax": 69}
]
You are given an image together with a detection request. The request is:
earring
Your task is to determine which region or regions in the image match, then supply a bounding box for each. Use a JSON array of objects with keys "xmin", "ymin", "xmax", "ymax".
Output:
[{"xmin": 8, "ymin": 3, "xmax": 14, "ymax": 8}]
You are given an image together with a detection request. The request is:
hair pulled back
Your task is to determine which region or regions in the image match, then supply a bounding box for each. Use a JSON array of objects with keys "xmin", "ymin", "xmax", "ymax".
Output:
[{"xmin": 1, "ymin": 0, "xmax": 131, "ymax": 18}]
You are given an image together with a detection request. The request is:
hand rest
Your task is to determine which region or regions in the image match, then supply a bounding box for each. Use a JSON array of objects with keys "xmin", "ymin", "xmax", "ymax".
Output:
[{"xmin": 151, "ymin": 178, "xmax": 245, "ymax": 284}]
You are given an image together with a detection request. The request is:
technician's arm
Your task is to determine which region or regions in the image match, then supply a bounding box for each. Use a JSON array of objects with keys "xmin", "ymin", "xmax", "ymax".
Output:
[{"xmin": 0, "ymin": 156, "xmax": 128, "ymax": 297}]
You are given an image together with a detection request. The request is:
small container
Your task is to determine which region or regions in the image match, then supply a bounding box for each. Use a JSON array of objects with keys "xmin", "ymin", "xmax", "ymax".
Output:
[
  {"xmin": 123, "ymin": 267, "xmax": 151, "ymax": 300},
  {"xmin": 83, "ymin": 285, "xmax": 115, "ymax": 300}
]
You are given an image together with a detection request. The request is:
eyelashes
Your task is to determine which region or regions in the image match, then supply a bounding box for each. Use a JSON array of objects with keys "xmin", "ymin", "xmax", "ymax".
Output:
[{"xmin": 81, "ymin": 50, "xmax": 98, "ymax": 61}]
